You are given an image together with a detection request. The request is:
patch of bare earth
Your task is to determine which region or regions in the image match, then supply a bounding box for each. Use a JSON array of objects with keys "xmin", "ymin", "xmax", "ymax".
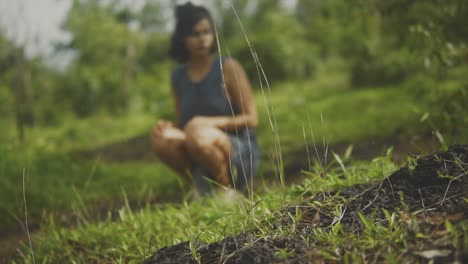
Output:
[
  {"xmin": 144, "ymin": 145, "xmax": 468, "ymax": 264},
  {"xmin": 73, "ymin": 131, "xmax": 440, "ymax": 164}
]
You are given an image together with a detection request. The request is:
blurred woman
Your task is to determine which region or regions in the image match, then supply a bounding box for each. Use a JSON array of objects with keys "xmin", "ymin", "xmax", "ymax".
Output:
[{"xmin": 151, "ymin": 2, "xmax": 260, "ymax": 196}]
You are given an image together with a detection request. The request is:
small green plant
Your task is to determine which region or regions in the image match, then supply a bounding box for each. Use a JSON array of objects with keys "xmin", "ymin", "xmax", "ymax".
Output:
[
  {"xmin": 189, "ymin": 239, "xmax": 202, "ymax": 264},
  {"xmin": 275, "ymin": 248, "xmax": 296, "ymax": 259},
  {"xmin": 407, "ymin": 156, "xmax": 418, "ymax": 173}
]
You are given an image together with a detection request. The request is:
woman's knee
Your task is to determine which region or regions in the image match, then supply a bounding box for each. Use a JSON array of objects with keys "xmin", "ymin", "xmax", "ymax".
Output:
[
  {"xmin": 185, "ymin": 126, "xmax": 231, "ymax": 156},
  {"xmin": 185, "ymin": 133, "xmax": 208, "ymax": 156},
  {"xmin": 151, "ymin": 136, "xmax": 169, "ymax": 158},
  {"xmin": 151, "ymin": 140, "xmax": 164, "ymax": 155}
]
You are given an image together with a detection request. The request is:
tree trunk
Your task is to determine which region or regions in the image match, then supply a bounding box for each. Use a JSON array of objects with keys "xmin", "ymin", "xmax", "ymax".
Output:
[
  {"xmin": 11, "ymin": 47, "xmax": 35, "ymax": 141},
  {"xmin": 123, "ymin": 40, "xmax": 135, "ymax": 110}
]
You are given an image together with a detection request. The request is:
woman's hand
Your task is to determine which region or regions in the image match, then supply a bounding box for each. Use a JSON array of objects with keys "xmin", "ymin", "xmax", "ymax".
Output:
[
  {"xmin": 186, "ymin": 116, "xmax": 227, "ymax": 130},
  {"xmin": 152, "ymin": 120, "xmax": 176, "ymax": 138}
]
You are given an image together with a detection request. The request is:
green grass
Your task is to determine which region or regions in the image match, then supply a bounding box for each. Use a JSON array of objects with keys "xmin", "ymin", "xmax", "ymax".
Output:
[
  {"xmin": 0, "ymin": 148, "xmax": 184, "ymax": 231},
  {"xmin": 256, "ymin": 82, "xmax": 424, "ymax": 153},
  {"xmin": 19, "ymin": 195, "xmax": 257, "ymax": 263},
  {"xmin": 0, "ymin": 112, "xmax": 173, "ymax": 231},
  {"xmin": 16, "ymin": 154, "xmax": 393, "ymax": 263},
  {"xmin": 15, "ymin": 150, "xmax": 466, "ymax": 263},
  {"xmin": 1, "ymin": 113, "xmax": 156, "ymax": 153}
]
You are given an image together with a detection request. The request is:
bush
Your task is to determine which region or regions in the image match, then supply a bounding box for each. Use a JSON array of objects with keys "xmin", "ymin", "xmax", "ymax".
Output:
[
  {"xmin": 403, "ymin": 66, "xmax": 468, "ymax": 140},
  {"xmin": 350, "ymin": 47, "xmax": 420, "ymax": 87}
]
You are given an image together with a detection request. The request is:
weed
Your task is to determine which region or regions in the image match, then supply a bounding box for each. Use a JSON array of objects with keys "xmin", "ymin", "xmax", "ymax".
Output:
[{"xmin": 275, "ymin": 248, "xmax": 296, "ymax": 259}]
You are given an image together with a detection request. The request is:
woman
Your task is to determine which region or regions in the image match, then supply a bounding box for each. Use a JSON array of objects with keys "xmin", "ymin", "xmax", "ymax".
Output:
[{"xmin": 151, "ymin": 2, "xmax": 260, "ymax": 195}]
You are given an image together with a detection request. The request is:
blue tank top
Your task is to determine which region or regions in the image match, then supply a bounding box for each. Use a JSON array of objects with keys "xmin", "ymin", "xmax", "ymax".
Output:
[{"xmin": 171, "ymin": 57, "xmax": 241, "ymax": 129}]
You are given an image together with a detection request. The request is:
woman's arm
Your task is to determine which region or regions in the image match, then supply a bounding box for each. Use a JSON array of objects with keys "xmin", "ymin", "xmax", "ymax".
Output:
[
  {"xmin": 191, "ymin": 58, "xmax": 258, "ymax": 131},
  {"xmin": 172, "ymin": 85, "xmax": 182, "ymax": 128},
  {"xmin": 223, "ymin": 58, "xmax": 258, "ymax": 128}
]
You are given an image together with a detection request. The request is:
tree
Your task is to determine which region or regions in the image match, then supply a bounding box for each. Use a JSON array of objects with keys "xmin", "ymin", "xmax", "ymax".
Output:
[
  {"xmin": 0, "ymin": 24, "xmax": 35, "ymax": 140},
  {"xmin": 213, "ymin": 0, "xmax": 314, "ymax": 82},
  {"xmin": 373, "ymin": 0, "xmax": 468, "ymax": 69},
  {"xmin": 60, "ymin": 0, "xmax": 143, "ymax": 115}
]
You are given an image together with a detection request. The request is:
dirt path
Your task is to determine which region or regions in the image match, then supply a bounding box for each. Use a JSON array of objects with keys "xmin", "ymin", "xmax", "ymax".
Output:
[
  {"xmin": 0, "ymin": 232, "xmax": 29, "ymax": 263},
  {"xmin": 72, "ymin": 130, "xmax": 441, "ymax": 163},
  {"xmin": 268, "ymin": 131, "xmax": 440, "ymax": 183},
  {"xmin": 0, "ymin": 132, "xmax": 443, "ymax": 262}
]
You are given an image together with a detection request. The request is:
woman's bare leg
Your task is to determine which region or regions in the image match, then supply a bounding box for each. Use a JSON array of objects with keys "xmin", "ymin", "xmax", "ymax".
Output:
[
  {"xmin": 151, "ymin": 125, "xmax": 192, "ymax": 180},
  {"xmin": 184, "ymin": 125, "xmax": 232, "ymax": 187}
]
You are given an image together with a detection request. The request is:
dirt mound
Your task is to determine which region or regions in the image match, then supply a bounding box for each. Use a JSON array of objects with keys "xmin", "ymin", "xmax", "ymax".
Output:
[
  {"xmin": 288, "ymin": 145, "xmax": 467, "ymax": 232},
  {"xmin": 144, "ymin": 145, "xmax": 468, "ymax": 264},
  {"xmin": 148, "ymin": 233, "xmax": 317, "ymax": 264}
]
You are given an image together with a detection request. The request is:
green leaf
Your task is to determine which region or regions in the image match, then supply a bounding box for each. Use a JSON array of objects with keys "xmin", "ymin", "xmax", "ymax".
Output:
[{"xmin": 333, "ymin": 152, "xmax": 348, "ymax": 176}]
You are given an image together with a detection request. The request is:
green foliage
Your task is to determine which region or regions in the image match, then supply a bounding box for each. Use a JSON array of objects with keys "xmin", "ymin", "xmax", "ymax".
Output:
[
  {"xmin": 134, "ymin": 62, "xmax": 174, "ymax": 117},
  {"xmin": 375, "ymin": 0, "xmax": 468, "ymax": 56},
  {"xmin": 356, "ymin": 209, "xmax": 407, "ymax": 251},
  {"xmin": 349, "ymin": 46, "xmax": 420, "ymax": 87},
  {"xmin": 59, "ymin": 1, "xmax": 144, "ymax": 116},
  {"xmin": 275, "ymin": 248, "xmax": 296, "ymax": 259},
  {"xmin": 1, "ymin": 0, "xmax": 465, "ymax": 139},
  {"xmin": 257, "ymin": 78, "xmax": 423, "ymax": 153},
  {"xmin": 139, "ymin": 33, "xmax": 170, "ymax": 68},
  {"xmin": 403, "ymin": 66, "xmax": 468, "ymax": 142},
  {"xmin": 0, "ymin": 144, "xmax": 182, "ymax": 232},
  {"xmin": 0, "ymin": 79, "xmax": 13, "ymax": 116},
  {"xmin": 64, "ymin": 1, "xmax": 144, "ymax": 65},
  {"xmin": 0, "ymin": 31, "xmax": 14, "ymax": 73},
  {"xmin": 137, "ymin": 1, "xmax": 167, "ymax": 33},
  {"xmin": 216, "ymin": 0, "xmax": 317, "ymax": 82},
  {"xmin": 295, "ymin": 148, "xmax": 397, "ymax": 197},
  {"xmin": 426, "ymin": 68, "xmax": 468, "ymax": 136}
]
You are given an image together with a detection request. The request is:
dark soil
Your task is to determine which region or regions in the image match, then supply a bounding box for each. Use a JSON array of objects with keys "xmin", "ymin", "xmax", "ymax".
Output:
[
  {"xmin": 144, "ymin": 145, "xmax": 468, "ymax": 264},
  {"xmin": 147, "ymin": 233, "xmax": 320, "ymax": 264},
  {"xmin": 72, "ymin": 134, "xmax": 158, "ymax": 162}
]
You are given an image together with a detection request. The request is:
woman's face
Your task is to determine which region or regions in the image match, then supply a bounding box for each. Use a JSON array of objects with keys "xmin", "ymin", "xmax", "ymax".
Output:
[{"xmin": 184, "ymin": 18, "xmax": 214, "ymax": 58}]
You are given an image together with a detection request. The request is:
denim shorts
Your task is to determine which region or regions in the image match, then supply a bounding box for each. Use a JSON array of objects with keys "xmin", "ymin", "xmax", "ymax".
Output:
[{"xmin": 192, "ymin": 129, "xmax": 260, "ymax": 195}]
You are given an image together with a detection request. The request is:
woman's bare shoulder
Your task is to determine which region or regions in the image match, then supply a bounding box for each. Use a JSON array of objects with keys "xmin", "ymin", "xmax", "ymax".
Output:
[
  {"xmin": 222, "ymin": 57, "xmax": 242, "ymax": 70},
  {"xmin": 222, "ymin": 57, "xmax": 246, "ymax": 80}
]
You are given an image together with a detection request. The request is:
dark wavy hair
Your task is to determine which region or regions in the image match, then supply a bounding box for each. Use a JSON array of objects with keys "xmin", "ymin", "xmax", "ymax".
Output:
[{"xmin": 169, "ymin": 2, "xmax": 217, "ymax": 63}]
